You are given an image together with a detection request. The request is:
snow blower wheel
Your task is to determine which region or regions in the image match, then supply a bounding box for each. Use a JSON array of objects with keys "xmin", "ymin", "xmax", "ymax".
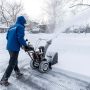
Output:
[
  {"xmin": 39, "ymin": 61, "xmax": 49, "ymax": 73},
  {"xmin": 30, "ymin": 60, "xmax": 39, "ymax": 69}
]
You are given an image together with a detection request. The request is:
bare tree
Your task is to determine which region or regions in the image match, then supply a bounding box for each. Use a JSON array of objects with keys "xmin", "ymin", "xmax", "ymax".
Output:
[
  {"xmin": 40, "ymin": 0, "xmax": 90, "ymax": 33},
  {"xmin": 70, "ymin": 3, "xmax": 90, "ymax": 8},
  {"xmin": 41, "ymin": 0, "xmax": 75, "ymax": 33},
  {"xmin": 41, "ymin": 0, "xmax": 62, "ymax": 33},
  {"xmin": 69, "ymin": 0, "xmax": 90, "ymax": 14},
  {"xmin": 0, "ymin": 0, "xmax": 24, "ymax": 26}
]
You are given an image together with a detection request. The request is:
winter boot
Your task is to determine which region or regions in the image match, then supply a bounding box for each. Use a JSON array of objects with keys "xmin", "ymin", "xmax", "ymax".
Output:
[
  {"xmin": 0, "ymin": 79, "xmax": 10, "ymax": 86},
  {"xmin": 15, "ymin": 71, "xmax": 23, "ymax": 79}
]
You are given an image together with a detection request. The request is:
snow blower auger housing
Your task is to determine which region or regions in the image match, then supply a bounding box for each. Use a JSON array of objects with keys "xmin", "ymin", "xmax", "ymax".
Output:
[{"xmin": 26, "ymin": 39, "xmax": 58, "ymax": 73}]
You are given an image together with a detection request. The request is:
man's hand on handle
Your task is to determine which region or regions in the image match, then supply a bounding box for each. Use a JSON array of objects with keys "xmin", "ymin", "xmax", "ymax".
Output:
[{"xmin": 22, "ymin": 45, "xmax": 34, "ymax": 52}]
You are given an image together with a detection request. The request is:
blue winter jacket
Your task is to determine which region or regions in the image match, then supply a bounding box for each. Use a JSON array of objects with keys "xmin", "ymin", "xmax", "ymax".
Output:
[{"xmin": 6, "ymin": 16, "xmax": 27, "ymax": 51}]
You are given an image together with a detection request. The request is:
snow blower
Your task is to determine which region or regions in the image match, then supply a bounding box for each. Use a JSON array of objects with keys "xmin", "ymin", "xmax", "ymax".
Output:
[{"xmin": 25, "ymin": 39, "xmax": 58, "ymax": 73}]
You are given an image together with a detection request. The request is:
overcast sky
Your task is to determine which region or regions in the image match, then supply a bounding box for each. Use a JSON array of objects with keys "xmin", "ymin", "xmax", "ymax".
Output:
[
  {"xmin": 5, "ymin": 0, "xmax": 90, "ymax": 22},
  {"xmin": 6, "ymin": 0, "xmax": 44, "ymax": 21},
  {"xmin": 22, "ymin": 0, "xmax": 44, "ymax": 19},
  {"xmin": 17, "ymin": 0, "xmax": 44, "ymax": 21}
]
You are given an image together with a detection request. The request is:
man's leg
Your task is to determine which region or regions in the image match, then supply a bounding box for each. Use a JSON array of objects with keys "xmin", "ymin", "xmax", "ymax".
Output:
[
  {"xmin": 14, "ymin": 53, "xmax": 20, "ymax": 72},
  {"xmin": 14, "ymin": 64, "xmax": 23, "ymax": 79},
  {"xmin": 14, "ymin": 61, "xmax": 23, "ymax": 79},
  {"xmin": 13, "ymin": 52, "xmax": 23, "ymax": 79},
  {"xmin": 14, "ymin": 64, "xmax": 20, "ymax": 73},
  {"xmin": 1, "ymin": 51, "xmax": 19, "ymax": 82}
]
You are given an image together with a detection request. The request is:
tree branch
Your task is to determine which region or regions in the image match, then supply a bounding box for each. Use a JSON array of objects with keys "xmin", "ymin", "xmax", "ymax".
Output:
[{"xmin": 69, "ymin": 3, "xmax": 90, "ymax": 8}]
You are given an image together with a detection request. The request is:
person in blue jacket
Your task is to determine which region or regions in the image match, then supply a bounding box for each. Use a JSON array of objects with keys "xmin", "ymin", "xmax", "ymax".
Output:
[{"xmin": 0, "ymin": 16, "xmax": 33, "ymax": 86}]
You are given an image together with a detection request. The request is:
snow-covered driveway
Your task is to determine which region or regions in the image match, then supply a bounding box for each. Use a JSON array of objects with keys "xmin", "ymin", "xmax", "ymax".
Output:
[
  {"xmin": 0, "ymin": 61, "xmax": 88, "ymax": 90},
  {"xmin": 0, "ymin": 32, "xmax": 89, "ymax": 90}
]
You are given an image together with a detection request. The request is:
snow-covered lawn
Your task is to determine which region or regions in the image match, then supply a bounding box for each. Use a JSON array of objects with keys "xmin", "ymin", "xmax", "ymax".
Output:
[{"xmin": 0, "ymin": 32, "xmax": 90, "ymax": 90}]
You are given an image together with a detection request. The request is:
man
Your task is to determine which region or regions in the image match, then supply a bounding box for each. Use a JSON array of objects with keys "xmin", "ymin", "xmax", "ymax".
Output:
[{"xmin": 0, "ymin": 16, "xmax": 32, "ymax": 86}]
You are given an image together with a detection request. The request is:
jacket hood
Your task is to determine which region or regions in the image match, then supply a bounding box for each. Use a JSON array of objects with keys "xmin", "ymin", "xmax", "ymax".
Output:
[{"xmin": 16, "ymin": 16, "xmax": 26, "ymax": 26}]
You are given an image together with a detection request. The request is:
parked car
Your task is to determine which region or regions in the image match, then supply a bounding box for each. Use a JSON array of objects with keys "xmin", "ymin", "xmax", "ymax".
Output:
[{"xmin": 31, "ymin": 27, "xmax": 40, "ymax": 33}]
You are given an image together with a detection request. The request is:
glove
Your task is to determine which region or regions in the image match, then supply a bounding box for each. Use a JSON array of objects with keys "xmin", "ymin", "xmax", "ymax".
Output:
[{"xmin": 24, "ymin": 45, "xmax": 34, "ymax": 52}]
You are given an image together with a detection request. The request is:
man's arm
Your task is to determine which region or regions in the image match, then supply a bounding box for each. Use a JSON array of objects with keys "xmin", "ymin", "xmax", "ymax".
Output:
[{"xmin": 17, "ymin": 26, "xmax": 27, "ymax": 46}]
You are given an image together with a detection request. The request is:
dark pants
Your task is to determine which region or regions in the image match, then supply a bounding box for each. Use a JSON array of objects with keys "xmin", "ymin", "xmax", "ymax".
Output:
[{"xmin": 1, "ymin": 51, "xmax": 20, "ymax": 81}]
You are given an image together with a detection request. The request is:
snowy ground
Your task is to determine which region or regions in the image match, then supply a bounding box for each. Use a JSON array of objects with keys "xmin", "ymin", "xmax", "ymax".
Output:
[{"xmin": 0, "ymin": 32, "xmax": 90, "ymax": 90}]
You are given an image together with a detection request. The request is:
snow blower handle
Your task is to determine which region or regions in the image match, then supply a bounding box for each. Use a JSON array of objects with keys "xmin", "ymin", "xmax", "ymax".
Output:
[{"xmin": 22, "ymin": 39, "xmax": 34, "ymax": 52}]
